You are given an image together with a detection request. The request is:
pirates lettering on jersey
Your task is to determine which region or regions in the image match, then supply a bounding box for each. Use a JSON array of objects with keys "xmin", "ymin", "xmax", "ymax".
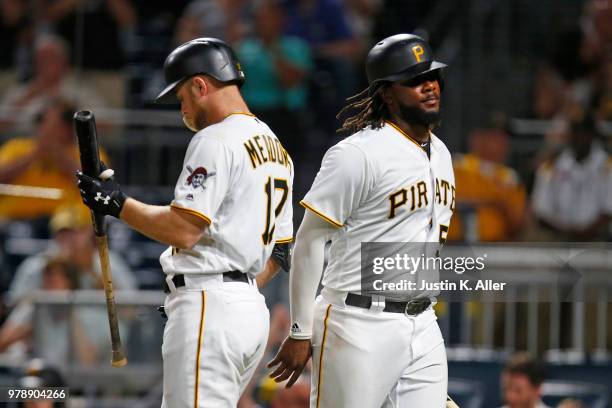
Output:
[
  {"xmin": 388, "ymin": 178, "xmax": 455, "ymax": 219},
  {"xmin": 243, "ymin": 135, "xmax": 291, "ymax": 170},
  {"xmin": 433, "ymin": 178, "xmax": 455, "ymax": 209}
]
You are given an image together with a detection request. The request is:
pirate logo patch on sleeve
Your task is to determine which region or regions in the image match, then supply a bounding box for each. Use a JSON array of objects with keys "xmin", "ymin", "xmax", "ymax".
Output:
[{"xmin": 186, "ymin": 165, "xmax": 216, "ymax": 190}]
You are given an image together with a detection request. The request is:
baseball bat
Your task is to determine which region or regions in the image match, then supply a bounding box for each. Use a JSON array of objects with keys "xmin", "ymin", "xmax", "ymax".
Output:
[
  {"xmin": 0, "ymin": 184, "xmax": 63, "ymax": 199},
  {"xmin": 446, "ymin": 395, "xmax": 460, "ymax": 408},
  {"xmin": 73, "ymin": 110, "xmax": 127, "ymax": 367}
]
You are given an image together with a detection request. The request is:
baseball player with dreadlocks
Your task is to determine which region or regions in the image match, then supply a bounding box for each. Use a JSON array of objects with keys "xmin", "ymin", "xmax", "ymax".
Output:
[{"xmin": 268, "ymin": 34, "xmax": 456, "ymax": 407}]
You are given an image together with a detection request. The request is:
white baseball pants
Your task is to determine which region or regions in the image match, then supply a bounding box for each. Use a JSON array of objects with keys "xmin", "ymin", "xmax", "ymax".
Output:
[
  {"xmin": 161, "ymin": 274, "xmax": 269, "ymax": 408},
  {"xmin": 310, "ymin": 291, "xmax": 447, "ymax": 408}
]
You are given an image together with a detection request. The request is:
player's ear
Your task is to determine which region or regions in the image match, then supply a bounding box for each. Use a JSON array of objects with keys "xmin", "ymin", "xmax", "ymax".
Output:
[
  {"xmin": 380, "ymin": 84, "xmax": 393, "ymax": 106},
  {"xmin": 190, "ymin": 76, "xmax": 208, "ymax": 98}
]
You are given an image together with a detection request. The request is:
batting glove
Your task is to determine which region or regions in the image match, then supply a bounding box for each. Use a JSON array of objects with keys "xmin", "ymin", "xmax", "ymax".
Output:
[{"xmin": 76, "ymin": 165, "xmax": 127, "ymax": 218}]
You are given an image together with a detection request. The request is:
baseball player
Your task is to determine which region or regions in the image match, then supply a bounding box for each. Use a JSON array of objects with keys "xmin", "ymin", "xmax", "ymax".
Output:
[
  {"xmin": 268, "ymin": 34, "xmax": 455, "ymax": 407},
  {"xmin": 76, "ymin": 38, "xmax": 293, "ymax": 407}
]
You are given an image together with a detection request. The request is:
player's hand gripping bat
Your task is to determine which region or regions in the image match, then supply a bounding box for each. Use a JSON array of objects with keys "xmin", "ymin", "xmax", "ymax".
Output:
[{"xmin": 73, "ymin": 110, "xmax": 127, "ymax": 367}]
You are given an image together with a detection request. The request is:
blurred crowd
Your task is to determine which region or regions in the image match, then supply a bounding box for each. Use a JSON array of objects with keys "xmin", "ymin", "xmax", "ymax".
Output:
[
  {"xmin": 450, "ymin": 0, "xmax": 612, "ymax": 244},
  {"xmin": 0, "ymin": 0, "xmax": 608, "ymax": 239},
  {"xmin": 0, "ymin": 0, "xmax": 610, "ymax": 407}
]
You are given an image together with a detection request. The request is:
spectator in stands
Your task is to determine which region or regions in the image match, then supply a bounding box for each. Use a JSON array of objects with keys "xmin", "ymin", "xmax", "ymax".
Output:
[
  {"xmin": 531, "ymin": 113, "xmax": 612, "ymax": 241},
  {"xmin": 0, "ymin": 34, "xmax": 106, "ymax": 133},
  {"xmin": 283, "ymin": 0, "xmax": 360, "ymax": 133},
  {"xmin": 0, "ymin": 99, "xmax": 108, "ymax": 220},
  {"xmin": 500, "ymin": 353, "xmax": 550, "ymax": 408},
  {"xmin": 448, "ymin": 127, "xmax": 526, "ymax": 242},
  {"xmin": 556, "ymin": 399, "xmax": 586, "ymax": 408},
  {"xmin": 8, "ymin": 204, "xmax": 136, "ymax": 304},
  {"xmin": 237, "ymin": 0, "xmax": 312, "ymax": 161},
  {"xmin": 0, "ymin": 256, "xmax": 108, "ymax": 366},
  {"xmin": 284, "ymin": 0, "xmax": 360, "ymax": 59},
  {"xmin": 180, "ymin": 0, "xmax": 252, "ymax": 44},
  {"xmin": 42, "ymin": 0, "xmax": 136, "ymax": 70}
]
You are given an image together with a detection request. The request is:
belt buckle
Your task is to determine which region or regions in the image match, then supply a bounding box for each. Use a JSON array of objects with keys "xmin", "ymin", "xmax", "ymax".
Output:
[{"xmin": 404, "ymin": 299, "xmax": 420, "ymax": 316}]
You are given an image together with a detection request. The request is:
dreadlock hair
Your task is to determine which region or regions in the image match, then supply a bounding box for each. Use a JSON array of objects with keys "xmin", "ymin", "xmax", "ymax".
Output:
[{"xmin": 336, "ymin": 84, "xmax": 389, "ymax": 134}]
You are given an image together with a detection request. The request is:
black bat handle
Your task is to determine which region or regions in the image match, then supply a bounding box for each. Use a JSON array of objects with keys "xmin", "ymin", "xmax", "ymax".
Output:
[{"xmin": 73, "ymin": 110, "xmax": 106, "ymax": 237}]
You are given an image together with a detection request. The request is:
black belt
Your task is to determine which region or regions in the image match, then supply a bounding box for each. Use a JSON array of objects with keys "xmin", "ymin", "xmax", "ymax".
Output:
[
  {"xmin": 345, "ymin": 293, "xmax": 431, "ymax": 315},
  {"xmin": 163, "ymin": 271, "xmax": 249, "ymax": 293}
]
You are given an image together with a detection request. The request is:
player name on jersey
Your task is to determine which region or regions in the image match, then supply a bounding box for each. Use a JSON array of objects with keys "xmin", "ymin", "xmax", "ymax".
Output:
[
  {"xmin": 388, "ymin": 178, "xmax": 455, "ymax": 219},
  {"xmin": 244, "ymin": 135, "xmax": 291, "ymax": 170}
]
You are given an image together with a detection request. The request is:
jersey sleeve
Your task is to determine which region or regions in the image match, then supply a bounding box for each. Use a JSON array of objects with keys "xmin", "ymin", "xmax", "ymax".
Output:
[
  {"xmin": 275, "ymin": 163, "xmax": 294, "ymax": 243},
  {"xmin": 171, "ymin": 136, "xmax": 233, "ymax": 225},
  {"xmin": 301, "ymin": 142, "xmax": 371, "ymax": 227}
]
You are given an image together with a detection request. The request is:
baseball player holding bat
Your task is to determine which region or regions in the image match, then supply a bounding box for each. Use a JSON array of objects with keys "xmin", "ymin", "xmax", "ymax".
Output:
[
  {"xmin": 74, "ymin": 110, "xmax": 127, "ymax": 367},
  {"xmin": 269, "ymin": 34, "xmax": 455, "ymax": 407},
  {"xmin": 76, "ymin": 38, "xmax": 293, "ymax": 407}
]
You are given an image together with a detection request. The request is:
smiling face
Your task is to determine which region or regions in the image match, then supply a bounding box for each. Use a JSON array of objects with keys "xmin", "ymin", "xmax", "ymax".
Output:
[{"xmin": 384, "ymin": 70, "xmax": 442, "ymax": 127}]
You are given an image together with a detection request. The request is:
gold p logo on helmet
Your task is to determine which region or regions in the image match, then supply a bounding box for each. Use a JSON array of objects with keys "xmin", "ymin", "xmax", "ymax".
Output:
[{"xmin": 411, "ymin": 45, "xmax": 424, "ymax": 63}]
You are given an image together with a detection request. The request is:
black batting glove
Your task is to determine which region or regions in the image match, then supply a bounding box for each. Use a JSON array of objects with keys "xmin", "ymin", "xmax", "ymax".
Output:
[{"xmin": 76, "ymin": 168, "xmax": 127, "ymax": 218}]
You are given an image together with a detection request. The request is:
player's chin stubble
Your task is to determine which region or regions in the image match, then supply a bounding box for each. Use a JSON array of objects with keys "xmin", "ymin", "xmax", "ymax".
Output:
[
  {"xmin": 182, "ymin": 115, "xmax": 198, "ymax": 132},
  {"xmin": 398, "ymin": 102, "xmax": 441, "ymax": 128},
  {"xmin": 182, "ymin": 108, "xmax": 207, "ymax": 132}
]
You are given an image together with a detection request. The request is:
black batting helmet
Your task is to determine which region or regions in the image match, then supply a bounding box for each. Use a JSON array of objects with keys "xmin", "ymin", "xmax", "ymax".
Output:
[
  {"xmin": 155, "ymin": 37, "xmax": 245, "ymax": 104},
  {"xmin": 366, "ymin": 33, "xmax": 447, "ymax": 88}
]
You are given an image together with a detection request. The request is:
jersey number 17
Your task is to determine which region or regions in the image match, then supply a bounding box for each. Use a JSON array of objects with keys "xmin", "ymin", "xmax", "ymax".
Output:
[{"xmin": 262, "ymin": 177, "xmax": 289, "ymax": 245}]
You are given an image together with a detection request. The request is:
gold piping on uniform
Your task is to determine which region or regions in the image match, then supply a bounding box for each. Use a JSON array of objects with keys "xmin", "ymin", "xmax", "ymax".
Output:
[
  {"xmin": 300, "ymin": 201, "xmax": 343, "ymax": 228},
  {"xmin": 194, "ymin": 290, "xmax": 206, "ymax": 408},
  {"xmin": 170, "ymin": 204, "xmax": 212, "ymax": 225},
  {"xmin": 225, "ymin": 112, "xmax": 257, "ymax": 119},
  {"xmin": 385, "ymin": 121, "xmax": 429, "ymax": 152},
  {"xmin": 316, "ymin": 304, "xmax": 333, "ymax": 408},
  {"xmin": 275, "ymin": 237, "xmax": 294, "ymax": 244}
]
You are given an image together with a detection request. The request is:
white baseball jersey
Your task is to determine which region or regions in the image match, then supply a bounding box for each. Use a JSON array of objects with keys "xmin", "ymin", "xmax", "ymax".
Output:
[
  {"xmin": 532, "ymin": 142, "xmax": 612, "ymax": 229},
  {"xmin": 160, "ymin": 113, "xmax": 293, "ymax": 276},
  {"xmin": 301, "ymin": 121, "xmax": 455, "ymax": 294}
]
